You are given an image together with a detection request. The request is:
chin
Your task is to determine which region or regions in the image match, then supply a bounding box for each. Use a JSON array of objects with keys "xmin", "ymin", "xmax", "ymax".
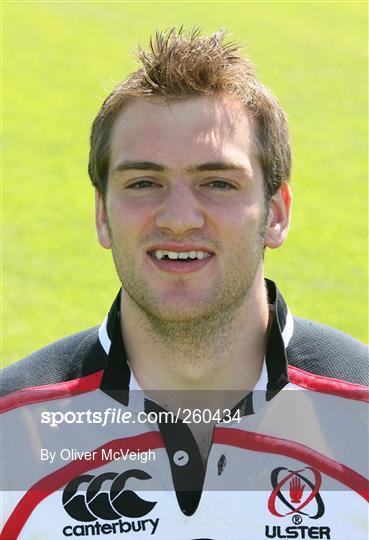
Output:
[{"xmin": 150, "ymin": 305, "xmax": 207, "ymax": 323}]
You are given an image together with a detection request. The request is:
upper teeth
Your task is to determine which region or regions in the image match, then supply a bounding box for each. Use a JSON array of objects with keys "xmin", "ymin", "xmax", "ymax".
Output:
[{"xmin": 152, "ymin": 250, "xmax": 211, "ymax": 260}]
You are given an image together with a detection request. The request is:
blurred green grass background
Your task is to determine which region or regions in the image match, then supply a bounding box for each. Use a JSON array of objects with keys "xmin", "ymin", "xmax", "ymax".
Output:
[{"xmin": 3, "ymin": 1, "xmax": 368, "ymax": 366}]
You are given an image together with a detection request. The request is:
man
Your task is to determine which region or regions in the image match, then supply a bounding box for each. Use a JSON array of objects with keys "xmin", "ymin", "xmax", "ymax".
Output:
[{"xmin": 1, "ymin": 29, "xmax": 368, "ymax": 540}]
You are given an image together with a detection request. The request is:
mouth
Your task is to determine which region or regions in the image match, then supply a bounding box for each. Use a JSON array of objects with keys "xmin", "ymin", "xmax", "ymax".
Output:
[{"xmin": 146, "ymin": 247, "xmax": 215, "ymax": 273}]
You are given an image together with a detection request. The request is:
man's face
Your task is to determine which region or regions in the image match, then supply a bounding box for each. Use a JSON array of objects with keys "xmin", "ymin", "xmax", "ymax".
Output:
[{"xmin": 96, "ymin": 96, "xmax": 289, "ymax": 323}]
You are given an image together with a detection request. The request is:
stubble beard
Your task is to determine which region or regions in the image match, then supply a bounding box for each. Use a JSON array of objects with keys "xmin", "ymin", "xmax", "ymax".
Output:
[{"xmin": 109, "ymin": 208, "xmax": 268, "ymax": 357}]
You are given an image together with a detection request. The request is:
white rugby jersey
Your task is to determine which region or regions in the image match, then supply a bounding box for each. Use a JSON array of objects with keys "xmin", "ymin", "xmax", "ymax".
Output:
[{"xmin": 1, "ymin": 280, "xmax": 368, "ymax": 540}]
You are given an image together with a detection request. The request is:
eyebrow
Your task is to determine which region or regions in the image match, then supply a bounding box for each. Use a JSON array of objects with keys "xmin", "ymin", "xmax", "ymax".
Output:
[
  {"xmin": 112, "ymin": 160, "xmax": 248, "ymax": 174},
  {"xmin": 187, "ymin": 161, "xmax": 247, "ymax": 173},
  {"xmin": 112, "ymin": 161, "xmax": 166, "ymax": 173}
]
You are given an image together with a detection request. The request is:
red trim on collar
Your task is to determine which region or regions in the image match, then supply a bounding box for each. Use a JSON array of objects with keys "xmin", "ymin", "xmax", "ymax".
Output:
[
  {"xmin": 288, "ymin": 366, "xmax": 369, "ymax": 403},
  {"xmin": 0, "ymin": 371, "xmax": 104, "ymax": 413}
]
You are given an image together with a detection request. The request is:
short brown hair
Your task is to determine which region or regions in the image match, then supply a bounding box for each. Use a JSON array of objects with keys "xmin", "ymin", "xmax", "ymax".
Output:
[{"xmin": 88, "ymin": 28, "xmax": 291, "ymax": 199}]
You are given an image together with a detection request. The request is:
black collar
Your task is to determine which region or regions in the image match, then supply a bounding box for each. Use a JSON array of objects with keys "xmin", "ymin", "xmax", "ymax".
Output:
[{"xmin": 100, "ymin": 278, "xmax": 289, "ymax": 405}]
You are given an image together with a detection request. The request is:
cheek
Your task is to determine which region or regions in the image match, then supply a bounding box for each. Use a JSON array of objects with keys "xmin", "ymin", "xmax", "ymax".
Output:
[
  {"xmin": 220, "ymin": 203, "xmax": 262, "ymax": 232},
  {"xmin": 108, "ymin": 198, "xmax": 155, "ymax": 242},
  {"xmin": 216, "ymin": 206, "xmax": 266, "ymax": 256}
]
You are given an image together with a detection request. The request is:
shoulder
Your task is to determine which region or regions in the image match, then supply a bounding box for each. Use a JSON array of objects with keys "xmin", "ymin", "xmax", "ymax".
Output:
[
  {"xmin": 286, "ymin": 317, "xmax": 368, "ymax": 386},
  {"xmin": 1, "ymin": 327, "xmax": 106, "ymax": 398}
]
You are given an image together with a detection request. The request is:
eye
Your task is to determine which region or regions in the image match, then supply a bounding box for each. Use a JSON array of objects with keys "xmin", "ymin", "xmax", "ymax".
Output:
[
  {"xmin": 126, "ymin": 178, "xmax": 161, "ymax": 189},
  {"xmin": 205, "ymin": 179, "xmax": 236, "ymax": 190}
]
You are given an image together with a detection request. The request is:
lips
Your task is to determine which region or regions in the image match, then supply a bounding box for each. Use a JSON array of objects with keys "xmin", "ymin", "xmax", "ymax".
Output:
[
  {"xmin": 150, "ymin": 249, "xmax": 212, "ymax": 261},
  {"xmin": 146, "ymin": 245, "xmax": 215, "ymax": 273}
]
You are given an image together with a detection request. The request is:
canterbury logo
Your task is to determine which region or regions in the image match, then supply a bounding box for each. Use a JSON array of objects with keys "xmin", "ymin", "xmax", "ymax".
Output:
[{"xmin": 62, "ymin": 470, "xmax": 157, "ymax": 522}]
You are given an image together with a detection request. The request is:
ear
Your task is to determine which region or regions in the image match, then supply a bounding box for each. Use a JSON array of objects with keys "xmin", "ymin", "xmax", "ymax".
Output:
[
  {"xmin": 95, "ymin": 190, "xmax": 112, "ymax": 249},
  {"xmin": 264, "ymin": 182, "xmax": 292, "ymax": 249}
]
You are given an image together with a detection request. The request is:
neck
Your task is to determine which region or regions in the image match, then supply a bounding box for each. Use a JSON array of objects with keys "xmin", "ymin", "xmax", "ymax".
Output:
[{"xmin": 120, "ymin": 271, "xmax": 270, "ymax": 394}]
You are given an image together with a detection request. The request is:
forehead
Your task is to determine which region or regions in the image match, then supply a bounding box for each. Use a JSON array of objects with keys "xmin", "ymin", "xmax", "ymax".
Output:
[{"xmin": 109, "ymin": 96, "xmax": 259, "ymax": 171}]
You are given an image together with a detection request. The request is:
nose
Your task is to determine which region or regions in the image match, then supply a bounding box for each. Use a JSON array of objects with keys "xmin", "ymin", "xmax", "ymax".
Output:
[{"xmin": 155, "ymin": 182, "xmax": 205, "ymax": 234}]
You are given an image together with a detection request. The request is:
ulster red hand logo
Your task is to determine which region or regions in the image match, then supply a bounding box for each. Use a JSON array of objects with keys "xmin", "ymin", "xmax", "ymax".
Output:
[
  {"xmin": 268, "ymin": 467, "xmax": 325, "ymax": 519},
  {"xmin": 290, "ymin": 475, "xmax": 305, "ymax": 503}
]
